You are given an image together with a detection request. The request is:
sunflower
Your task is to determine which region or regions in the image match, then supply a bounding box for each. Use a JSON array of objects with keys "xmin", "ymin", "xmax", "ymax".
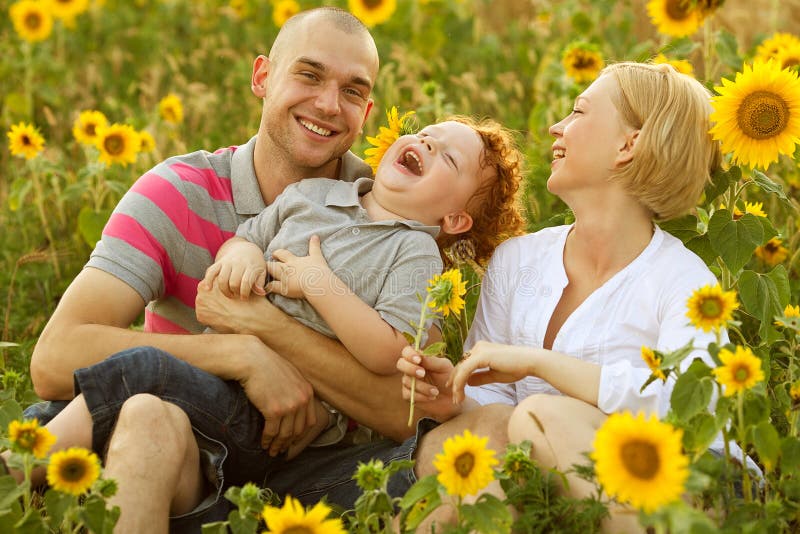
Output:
[
  {"xmin": 8, "ymin": 419, "xmax": 56, "ymax": 458},
  {"xmin": 653, "ymin": 53, "xmax": 695, "ymax": 77},
  {"xmin": 7, "ymin": 122, "xmax": 45, "ymax": 160},
  {"xmin": 262, "ymin": 496, "xmax": 346, "ymax": 534},
  {"xmin": 686, "ymin": 283, "xmax": 739, "ymax": 332},
  {"xmin": 72, "ymin": 110, "xmax": 108, "ymax": 146},
  {"xmin": 755, "ymin": 237, "xmax": 789, "ymax": 265},
  {"xmin": 641, "ymin": 346, "xmax": 666, "ymax": 381},
  {"xmin": 709, "ymin": 60, "xmax": 800, "ymax": 170},
  {"xmin": 755, "ymin": 32, "xmax": 800, "ymax": 63},
  {"xmin": 791, "ymin": 381, "xmax": 800, "ymax": 401},
  {"xmin": 228, "ymin": 0, "xmax": 249, "ymax": 18},
  {"xmin": 427, "ymin": 268, "xmax": 467, "ymax": 317},
  {"xmin": 743, "ymin": 201, "xmax": 767, "ymax": 217},
  {"xmin": 364, "ymin": 106, "xmax": 415, "ymax": 173},
  {"xmin": 95, "ymin": 123, "xmax": 139, "ymax": 167},
  {"xmin": 775, "ymin": 41, "xmax": 800, "ymax": 71},
  {"xmin": 47, "ymin": 0, "xmax": 90, "ymax": 22},
  {"xmin": 138, "ymin": 130, "xmax": 156, "ymax": 152},
  {"xmin": 158, "ymin": 93, "xmax": 184, "ymax": 124},
  {"xmin": 272, "ymin": 0, "xmax": 300, "ymax": 27},
  {"xmin": 775, "ymin": 304, "xmax": 800, "ymax": 327},
  {"xmin": 562, "ymin": 42, "xmax": 605, "ymax": 84},
  {"xmin": 592, "ymin": 412, "xmax": 688, "ymax": 513},
  {"xmin": 348, "ymin": 0, "xmax": 396, "ymax": 28},
  {"xmin": 646, "ymin": 0, "xmax": 704, "ymax": 38},
  {"xmin": 9, "ymin": 0, "xmax": 54, "ymax": 42},
  {"xmin": 711, "ymin": 345, "xmax": 764, "ymax": 396},
  {"xmin": 46, "ymin": 447, "xmax": 101, "ymax": 496},
  {"xmin": 433, "ymin": 429, "xmax": 498, "ymax": 498}
]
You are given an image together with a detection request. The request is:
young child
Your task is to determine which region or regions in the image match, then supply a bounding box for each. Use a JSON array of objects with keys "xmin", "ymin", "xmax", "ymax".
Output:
[{"xmin": 201, "ymin": 116, "xmax": 525, "ymax": 449}]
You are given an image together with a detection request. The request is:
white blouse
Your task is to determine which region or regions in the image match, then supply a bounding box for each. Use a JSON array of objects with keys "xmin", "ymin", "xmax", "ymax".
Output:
[{"xmin": 464, "ymin": 224, "xmax": 720, "ymax": 417}]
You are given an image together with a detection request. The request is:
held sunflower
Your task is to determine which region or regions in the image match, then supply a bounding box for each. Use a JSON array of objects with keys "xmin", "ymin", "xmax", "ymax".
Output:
[
  {"xmin": 272, "ymin": 0, "xmax": 300, "ymax": 27},
  {"xmin": 8, "ymin": 419, "xmax": 56, "ymax": 459},
  {"xmin": 364, "ymin": 107, "xmax": 415, "ymax": 173},
  {"xmin": 347, "ymin": 0, "xmax": 396, "ymax": 28},
  {"xmin": 427, "ymin": 268, "xmax": 467, "ymax": 318},
  {"xmin": 646, "ymin": 0, "xmax": 704, "ymax": 38},
  {"xmin": 711, "ymin": 345, "xmax": 765, "ymax": 396},
  {"xmin": 46, "ymin": 447, "xmax": 101, "ymax": 496},
  {"xmin": 709, "ymin": 60, "xmax": 800, "ymax": 170},
  {"xmin": 7, "ymin": 122, "xmax": 45, "ymax": 160},
  {"xmin": 95, "ymin": 123, "xmax": 139, "ymax": 167},
  {"xmin": 591, "ymin": 411, "xmax": 689, "ymax": 513},
  {"xmin": 562, "ymin": 42, "xmax": 605, "ymax": 84},
  {"xmin": 72, "ymin": 110, "xmax": 108, "ymax": 146},
  {"xmin": 262, "ymin": 496, "xmax": 346, "ymax": 534},
  {"xmin": 686, "ymin": 283, "xmax": 739, "ymax": 332},
  {"xmin": 9, "ymin": 0, "xmax": 54, "ymax": 43},
  {"xmin": 433, "ymin": 429, "xmax": 498, "ymax": 498},
  {"xmin": 754, "ymin": 237, "xmax": 789, "ymax": 266}
]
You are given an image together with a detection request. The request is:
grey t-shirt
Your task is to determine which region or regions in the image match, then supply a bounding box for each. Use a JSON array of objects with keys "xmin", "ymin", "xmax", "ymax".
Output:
[{"xmin": 237, "ymin": 177, "xmax": 443, "ymax": 342}]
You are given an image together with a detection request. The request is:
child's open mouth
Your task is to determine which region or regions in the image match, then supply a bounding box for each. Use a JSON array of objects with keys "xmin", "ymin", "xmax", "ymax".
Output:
[{"xmin": 397, "ymin": 147, "xmax": 423, "ymax": 175}]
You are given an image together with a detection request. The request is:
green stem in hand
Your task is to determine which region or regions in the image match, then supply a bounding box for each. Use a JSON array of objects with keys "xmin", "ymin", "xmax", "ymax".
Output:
[{"xmin": 408, "ymin": 293, "xmax": 433, "ymax": 427}]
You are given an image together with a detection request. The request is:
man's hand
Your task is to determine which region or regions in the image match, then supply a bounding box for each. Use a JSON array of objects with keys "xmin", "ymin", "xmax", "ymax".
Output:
[
  {"xmin": 196, "ymin": 282, "xmax": 262, "ymax": 334},
  {"xmin": 239, "ymin": 340, "xmax": 317, "ymax": 456},
  {"xmin": 265, "ymin": 235, "xmax": 332, "ymax": 299}
]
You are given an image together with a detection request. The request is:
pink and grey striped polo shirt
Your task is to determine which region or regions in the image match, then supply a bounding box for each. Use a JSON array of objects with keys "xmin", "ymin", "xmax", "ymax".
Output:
[{"xmin": 86, "ymin": 136, "xmax": 372, "ymax": 334}]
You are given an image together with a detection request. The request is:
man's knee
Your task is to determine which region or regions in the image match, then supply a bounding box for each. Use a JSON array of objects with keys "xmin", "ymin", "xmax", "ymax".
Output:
[{"xmin": 111, "ymin": 394, "xmax": 194, "ymax": 457}]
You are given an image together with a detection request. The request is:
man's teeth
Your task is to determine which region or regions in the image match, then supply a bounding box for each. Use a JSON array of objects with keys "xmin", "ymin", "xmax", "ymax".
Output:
[
  {"xmin": 300, "ymin": 119, "xmax": 332, "ymax": 137},
  {"xmin": 553, "ymin": 148, "xmax": 566, "ymax": 159}
]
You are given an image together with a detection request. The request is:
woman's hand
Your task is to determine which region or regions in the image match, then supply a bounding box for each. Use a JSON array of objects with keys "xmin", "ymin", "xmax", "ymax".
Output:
[
  {"xmin": 397, "ymin": 346, "xmax": 462, "ymax": 421},
  {"xmin": 450, "ymin": 340, "xmax": 538, "ymax": 403}
]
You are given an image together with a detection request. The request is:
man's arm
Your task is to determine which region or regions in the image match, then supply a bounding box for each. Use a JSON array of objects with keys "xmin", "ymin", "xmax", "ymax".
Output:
[
  {"xmin": 31, "ymin": 267, "xmax": 316, "ymax": 452},
  {"xmin": 196, "ymin": 283, "xmax": 442, "ymax": 442}
]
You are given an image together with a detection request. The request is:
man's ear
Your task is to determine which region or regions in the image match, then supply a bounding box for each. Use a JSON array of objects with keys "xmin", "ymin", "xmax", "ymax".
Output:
[
  {"xmin": 251, "ymin": 55, "xmax": 270, "ymax": 98},
  {"xmin": 615, "ymin": 129, "xmax": 639, "ymax": 166},
  {"xmin": 362, "ymin": 99, "xmax": 374, "ymax": 129},
  {"xmin": 441, "ymin": 211, "xmax": 474, "ymax": 235}
]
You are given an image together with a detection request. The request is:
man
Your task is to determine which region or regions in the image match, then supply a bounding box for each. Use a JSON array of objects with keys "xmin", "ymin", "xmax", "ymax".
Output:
[{"xmin": 28, "ymin": 7, "xmax": 507, "ymax": 533}]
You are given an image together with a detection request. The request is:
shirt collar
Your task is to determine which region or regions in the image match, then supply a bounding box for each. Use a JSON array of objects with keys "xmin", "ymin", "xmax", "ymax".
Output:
[
  {"xmin": 325, "ymin": 177, "xmax": 441, "ymax": 238},
  {"xmin": 231, "ymin": 136, "xmax": 374, "ymax": 216}
]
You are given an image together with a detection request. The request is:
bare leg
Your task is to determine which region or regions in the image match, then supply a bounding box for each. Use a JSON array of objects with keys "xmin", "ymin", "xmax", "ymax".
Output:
[
  {"xmin": 104, "ymin": 394, "xmax": 205, "ymax": 534},
  {"xmin": 508, "ymin": 395, "xmax": 643, "ymax": 534},
  {"xmin": 411, "ymin": 403, "xmax": 513, "ymax": 532},
  {"xmin": 2, "ymin": 394, "xmax": 94, "ymax": 485}
]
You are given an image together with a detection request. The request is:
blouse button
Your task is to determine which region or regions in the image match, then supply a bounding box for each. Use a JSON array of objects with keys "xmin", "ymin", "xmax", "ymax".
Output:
[{"xmin": 352, "ymin": 228, "xmax": 360, "ymax": 235}]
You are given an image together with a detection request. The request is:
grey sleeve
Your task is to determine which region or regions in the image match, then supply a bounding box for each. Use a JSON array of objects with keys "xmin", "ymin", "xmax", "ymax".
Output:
[
  {"xmin": 235, "ymin": 195, "xmax": 287, "ymax": 250},
  {"xmin": 374, "ymin": 235, "xmax": 443, "ymax": 344}
]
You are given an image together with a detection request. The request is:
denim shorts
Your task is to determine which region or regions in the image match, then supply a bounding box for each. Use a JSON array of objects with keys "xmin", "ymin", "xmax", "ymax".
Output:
[{"xmin": 25, "ymin": 347, "xmax": 434, "ymax": 533}]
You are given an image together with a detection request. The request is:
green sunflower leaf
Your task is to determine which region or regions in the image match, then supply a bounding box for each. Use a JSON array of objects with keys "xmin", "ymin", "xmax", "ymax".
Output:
[{"xmin": 708, "ymin": 210, "xmax": 763, "ymax": 274}]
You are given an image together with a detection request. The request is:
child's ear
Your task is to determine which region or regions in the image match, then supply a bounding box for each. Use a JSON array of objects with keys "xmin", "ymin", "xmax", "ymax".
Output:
[{"xmin": 441, "ymin": 211, "xmax": 473, "ymax": 235}]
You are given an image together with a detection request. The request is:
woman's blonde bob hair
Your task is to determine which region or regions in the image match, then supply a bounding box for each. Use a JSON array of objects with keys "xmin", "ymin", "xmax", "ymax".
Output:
[{"xmin": 604, "ymin": 61, "xmax": 722, "ymax": 220}]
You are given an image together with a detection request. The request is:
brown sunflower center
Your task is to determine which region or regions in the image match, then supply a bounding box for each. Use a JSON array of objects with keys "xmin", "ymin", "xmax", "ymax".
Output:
[
  {"xmin": 454, "ymin": 452, "xmax": 475, "ymax": 477},
  {"xmin": 25, "ymin": 12, "xmax": 42, "ymax": 30},
  {"xmin": 665, "ymin": 0, "xmax": 692, "ymax": 21},
  {"xmin": 765, "ymin": 241, "xmax": 779, "ymax": 253},
  {"xmin": 104, "ymin": 134, "xmax": 126, "ymax": 156},
  {"xmin": 17, "ymin": 430, "xmax": 37, "ymax": 450},
  {"xmin": 84, "ymin": 123, "xmax": 97, "ymax": 137},
  {"xmin": 620, "ymin": 439, "xmax": 660, "ymax": 480},
  {"xmin": 362, "ymin": 0, "xmax": 384, "ymax": 10},
  {"xmin": 572, "ymin": 52, "xmax": 597, "ymax": 70},
  {"xmin": 284, "ymin": 528, "xmax": 313, "ymax": 534},
  {"xmin": 737, "ymin": 90, "xmax": 790, "ymax": 140},
  {"xmin": 782, "ymin": 57, "xmax": 800, "ymax": 69},
  {"xmin": 61, "ymin": 459, "xmax": 88, "ymax": 482},
  {"xmin": 21, "ymin": 134, "xmax": 32, "ymax": 147},
  {"xmin": 700, "ymin": 297, "xmax": 722, "ymax": 318},
  {"xmin": 734, "ymin": 365, "xmax": 751, "ymax": 383}
]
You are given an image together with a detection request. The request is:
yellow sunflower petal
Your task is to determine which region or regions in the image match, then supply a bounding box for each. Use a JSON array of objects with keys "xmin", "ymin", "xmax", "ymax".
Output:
[
  {"xmin": 158, "ymin": 93, "xmax": 184, "ymax": 124},
  {"xmin": 433, "ymin": 429, "xmax": 498, "ymax": 497},
  {"xmin": 73, "ymin": 110, "xmax": 109, "ymax": 146},
  {"xmin": 262, "ymin": 495, "xmax": 346, "ymax": 534},
  {"xmin": 8, "ymin": 419, "xmax": 56, "ymax": 458},
  {"xmin": 95, "ymin": 123, "xmax": 139, "ymax": 167},
  {"xmin": 9, "ymin": 0, "xmax": 54, "ymax": 43},
  {"xmin": 562, "ymin": 43, "xmax": 605, "ymax": 84},
  {"xmin": 347, "ymin": 0, "xmax": 396, "ymax": 28},
  {"xmin": 46, "ymin": 447, "xmax": 101, "ymax": 496},
  {"xmin": 7, "ymin": 122, "xmax": 45, "ymax": 160},
  {"xmin": 646, "ymin": 0, "xmax": 704, "ymax": 38},
  {"xmin": 686, "ymin": 283, "xmax": 739, "ymax": 332},
  {"xmin": 272, "ymin": 0, "xmax": 300, "ymax": 28},
  {"xmin": 711, "ymin": 345, "xmax": 765, "ymax": 396},
  {"xmin": 754, "ymin": 237, "xmax": 789, "ymax": 265}
]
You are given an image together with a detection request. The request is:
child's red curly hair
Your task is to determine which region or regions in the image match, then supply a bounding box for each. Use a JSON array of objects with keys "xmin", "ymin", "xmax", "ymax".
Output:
[{"xmin": 437, "ymin": 115, "xmax": 526, "ymax": 267}]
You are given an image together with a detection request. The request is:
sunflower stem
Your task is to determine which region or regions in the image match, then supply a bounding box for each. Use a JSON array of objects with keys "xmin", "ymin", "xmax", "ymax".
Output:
[
  {"xmin": 408, "ymin": 293, "xmax": 434, "ymax": 427},
  {"xmin": 31, "ymin": 167, "xmax": 62, "ymax": 279},
  {"xmin": 702, "ymin": 17, "xmax": 713, "ymax": 83},
  {"xmin": 736, "ymin": 390, "xmax": 753, "ymax": 502},
  {"xmin": 22, "ymin": 454, "xmax": 32, "ymax": 511}
]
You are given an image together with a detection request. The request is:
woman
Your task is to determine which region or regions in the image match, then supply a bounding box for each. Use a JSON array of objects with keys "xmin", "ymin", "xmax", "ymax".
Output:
[{"xmin": 399, "ymin": 61, "xmax": 725, "ymax": 531}]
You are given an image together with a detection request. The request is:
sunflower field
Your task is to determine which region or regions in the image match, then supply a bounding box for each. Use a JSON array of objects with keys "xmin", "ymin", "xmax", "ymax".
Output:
[{"xmin": 2, "ymin": 0, "xmax": 800, "ymax": 532}]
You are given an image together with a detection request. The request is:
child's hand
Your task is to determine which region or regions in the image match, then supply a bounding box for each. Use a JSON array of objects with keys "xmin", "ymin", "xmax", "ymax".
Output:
[
  {"xmin": 202, "ymin": 242, "xmax": 268, "ymax": 299},
  {"xmin": 266, "ymin": 235, "xmax": 331, "ymax": 299}
]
